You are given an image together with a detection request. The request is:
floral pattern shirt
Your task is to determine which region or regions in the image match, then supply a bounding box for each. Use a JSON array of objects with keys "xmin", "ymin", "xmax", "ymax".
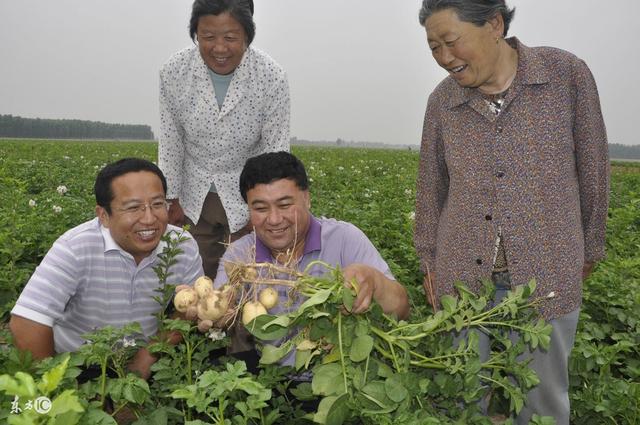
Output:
[
  {"xmin": 158, "ymin": 46, "xmax": 290, "ymax": 232},
  {"xmin": 414, "ymin": 38, "xmax": 609, "ymax": 319}
]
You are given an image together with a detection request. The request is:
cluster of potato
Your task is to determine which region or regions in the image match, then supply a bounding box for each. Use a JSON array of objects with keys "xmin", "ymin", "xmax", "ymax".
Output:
[
  {"xmin": 173, "ymin": 275, "xmax": 280, "ymax": 332},
  {"xmin": 173, "ymin": 276, "xmax": 233, "ymax": 332}
]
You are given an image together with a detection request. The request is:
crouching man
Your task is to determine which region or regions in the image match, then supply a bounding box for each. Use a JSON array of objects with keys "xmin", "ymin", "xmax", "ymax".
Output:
[
  {"xmin": 214, "ymin": 151, "xmax": 409, "ymax": 362},
  {"xmin": 9, "ymin": 158, "xmax": 203, "ymax": 379}
]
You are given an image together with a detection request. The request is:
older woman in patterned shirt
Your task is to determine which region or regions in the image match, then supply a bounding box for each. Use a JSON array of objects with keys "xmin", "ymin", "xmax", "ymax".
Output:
[{"xmin": 414, "ymin": 0, "xmax": 609, "ymax": 423}]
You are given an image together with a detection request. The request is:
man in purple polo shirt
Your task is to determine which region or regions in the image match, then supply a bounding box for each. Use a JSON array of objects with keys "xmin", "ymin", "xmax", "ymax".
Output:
[{"xmin": 213, "ymin": 151, "xmax": 409, "ymax": 358}]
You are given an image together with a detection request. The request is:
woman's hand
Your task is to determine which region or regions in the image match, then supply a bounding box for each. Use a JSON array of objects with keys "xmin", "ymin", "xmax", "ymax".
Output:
[
  {"xmin": 167, "ymin": 198, "xmax": 185, "ymax": 226},
  {"xmin": 582, "ymin": 262, "xmax": 595, "ymax": 280}
]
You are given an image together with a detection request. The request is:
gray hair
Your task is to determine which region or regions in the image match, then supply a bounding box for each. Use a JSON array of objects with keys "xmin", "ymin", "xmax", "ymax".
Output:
[{"xmin": 418, "ymin": 0, "xmax": 515, "ymax": 36}]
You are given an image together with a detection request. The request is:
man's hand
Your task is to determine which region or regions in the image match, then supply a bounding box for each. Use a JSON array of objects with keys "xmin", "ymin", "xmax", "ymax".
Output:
[
  {"xmin": 343, "ymin": 263, "xmax": 410, "ymax": 320},
  {"xmin": 127, "ymin": 347, "xmax": 156, "ymax": 380},
  {"xmin": 343, "ymin": 264, "xmax": 378, "ymax": 315},
  {"xmin": 167, "ymin": 198, "xmax": 185, "ymax": 226}
]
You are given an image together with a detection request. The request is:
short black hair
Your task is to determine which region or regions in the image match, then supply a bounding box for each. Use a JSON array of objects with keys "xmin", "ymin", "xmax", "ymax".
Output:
[
  {"xmin": 189, "ymin": 0, "xmax": 256, "ymax": 45},
  {"xmin": 94, "ymin": 158, "xmax": 167, "ymax": 214},
  {"xmin": 419, "ymin": 0, "xmax": 515, "ymax": 36},
  {"xmin": 239, "ymin": 151, "xmax": 308, "ymax": 202}
]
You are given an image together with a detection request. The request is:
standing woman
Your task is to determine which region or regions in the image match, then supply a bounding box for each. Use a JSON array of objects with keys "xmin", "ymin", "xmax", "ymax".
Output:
[
  {"xmin": 414, "ymin": 0, "xmax": 609, "ymax": 423},
  {"xmin": 159, "ymin": 0, "xmax": 290, "ymax": 280}
]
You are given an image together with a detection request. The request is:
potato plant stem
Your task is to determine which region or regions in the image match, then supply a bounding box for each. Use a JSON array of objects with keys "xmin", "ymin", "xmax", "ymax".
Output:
[
  {"xmin": 337, "ymin": 312, "xmax": 350, "ymax": 396},
  {"xmin": 100, "ymin": 360, "xmax": 107, "ymax": 408},
  {"xmin": 243, "ymin": 278, "xmax": 297, "ymax": 287},
  {"xmin": 471, "ymin": 321, "xmax": 530, "ymax": 333},
  {"xmin": 363, "ymin": 354, "xmax": 370, "ymax": 387}
]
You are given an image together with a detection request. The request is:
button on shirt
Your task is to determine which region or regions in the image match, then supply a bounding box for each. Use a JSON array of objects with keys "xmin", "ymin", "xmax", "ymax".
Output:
[
  {"xmin": 158, "ymin": 46, "xmax": 290, "ymax": 232},
  {"xmin": 213, "ymin": 216, "xmax": 395, "ymax": 366},
  {"xmin": 11, "ymin": 218, "xmax": 203, "ymax": 353}
]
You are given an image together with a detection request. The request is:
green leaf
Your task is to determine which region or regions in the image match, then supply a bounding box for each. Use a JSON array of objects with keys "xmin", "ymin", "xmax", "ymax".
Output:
[
  {"xmin": 530, "ymin": 415, "xmax": 557, "ymax": 425},
  {"xmin": 38, "ymin": 355, "xmax": 70, "ymax": 395},
  {"xmin": 263, "ymin": 314, "xmax": 291, "ymax": 329},
  {"xmin": 526, "ymin": 279, "xmax": 537, "ymax": 297},
  {"xmin": 362, "ymin": 381, "xmax": 393, "ymax": 408},
  {"xmin": 342, "ymin": 289, "xmax": 354, "ymax": 312},
  {"xmin": 313, "ymin": 396, "xmax": 338, "ymax": 424},
  {"xmin": 374, "ymin": 360, "xmax": 394, "ymax": 378},
  {"xmin": 352, "ymin": 366, "xmax": 364, "ymax": 390},
  {"xmin": 326, "ymin": 393, "xmax": 351, "ymax": 425},
  {"xmin": 354, "ymin": 321, "xmax": 370, "ymax": 337},
  {"xmin": 310, "ymin": 317, "xmax": 334, "ymax": 340},
  {"xmin": 259, "ymin": 342, "xmax": 293, "ymax": 365},
  {"xmin": 312, "ymin": 363, "xmax": 344, "ymax": 396},
  {"xmin": 384, "ymin": 374, "xmax": 408, "ymax": 403},
  {"xmin": 349, "ymin": 335, "xmax": 373, "ymax": 363},
  {"xmin": 295, "ymin": 349, "xmax": 312, "ymax": 371},
  {"xmin": 51, "ymin": 409, "xmax": 84, "ymax": 425},
  {"xmin": 309, "ymin": 311, "xmax": 331, "ymax": 319},
  {"xmin": 170, "ymin": 389, "xmax": 193, "ymax": 400},
  {"xmin": 49, "ymin": 389, "xmax": 85, "ymax": 417},
  {"xmin": 132, "ymin": 408, "xmax": 169, "ymax": 425},
  {"xmin": 0, "ymin": 372, "xmax": 37, "ymax": 398},
  {"xmin": 121, "ymin": 377, "xmax": 150, "ymax": 405},
  {"xmin": 80, "ymin": 407, "xmax": 118, "ymax": 424},
  {"xmin": 164, "ymin": 318, "xmax": 193, "ymax": 333},
  {"xmin": 420, "ymin": 316, "xmax": 442, "ymax": 333},
  {"xmin": 440, "ymin": 295, "xmax": 457, "ymax": 313},
  {"xmin": 298, "ymin": 288, "xmax": 333, "ymax": 313},
  {"xmin": 245, "ymin": 314, "xmax": 289, "ymax": 340},
  {"xmin": 289, "ymin": 382, "xmax": 315, "ymax": 401},
  {"xmin": 322, "ymin": 345, "xmax": 341, "ymax": 364},
  {"xmin": 454, "ymin": 314, "xmax": 465, "ymax": 333}
]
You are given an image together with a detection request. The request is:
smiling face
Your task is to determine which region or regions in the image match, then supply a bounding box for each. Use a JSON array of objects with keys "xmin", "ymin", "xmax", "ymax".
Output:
[
  {"xmin": 425, "ymin": 8, "xmax": 504, "ymax": 91},
  {"xmin": 96, "ymin": 171, "xmax": 168, "ymax": 264},
  {"xmin": 196, "ymin": 12, "xmax": 247, "ymax": 75},
  {"xmin": 247, "ymin": 178, "xmax": 311, "ymax": 259}
]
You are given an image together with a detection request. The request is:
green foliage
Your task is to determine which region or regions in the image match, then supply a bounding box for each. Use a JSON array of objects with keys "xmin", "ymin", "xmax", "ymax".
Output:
[
  {"xmin": 1, "ymin": 140, "xmax": 639, "ymax": 423},
  {"xmin": 569, "ymin": 171, "xmax": 640, "ymax": 424},
  {"xmin": 153, "ymin": 227, "xmax": 192, "ymax": 330},
  {"xmin": 244, "ymin": 266, "xmax": 552, "ymax": 424},
  {"xmin": 171, "ymin": 361, "xmax": 272, "ymax": 424},
  {"xmin": 0, "ymin": 355, "xmax": 85, "ymax": 424}
]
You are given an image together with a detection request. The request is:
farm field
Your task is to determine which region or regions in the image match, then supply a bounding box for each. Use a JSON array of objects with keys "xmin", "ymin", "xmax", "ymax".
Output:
[{"xmin": 0, "ymin": 139, "xmax": 638, "ymax": 424}]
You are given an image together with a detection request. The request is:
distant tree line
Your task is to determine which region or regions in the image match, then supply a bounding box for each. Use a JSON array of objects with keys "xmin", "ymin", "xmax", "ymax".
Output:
[
  {"xmin": 609, "ymin": 143, "xmax": 640, "ymax": 160},
  {"xmin": 0, "ymin": 114, "xmax": 154, "ymax": 140}
]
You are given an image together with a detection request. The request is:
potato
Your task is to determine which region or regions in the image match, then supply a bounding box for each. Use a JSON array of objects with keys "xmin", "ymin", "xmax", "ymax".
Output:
[
  {"xmin": 194, "ymin": 276, "xmax": 214, "ymax": 299},
  {"xmin": 258, "ymin": 287, "xmax": 278, "ymax": 310},
  {"xmin": 242, "ymin": 301, "xmax": 267, "ymax": 325},
  {"xmin": 173, "ymin": 288, "xmax": 198, "ymax": 313},
  {"xmin": 197, "ymin": 291, "xmax": 227, "ymax": 321}
]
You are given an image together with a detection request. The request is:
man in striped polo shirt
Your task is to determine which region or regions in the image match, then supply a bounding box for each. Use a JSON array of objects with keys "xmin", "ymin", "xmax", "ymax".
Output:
[{"xmin": 9, "ymin": 158, "xmax": 203, "ymax": 379}]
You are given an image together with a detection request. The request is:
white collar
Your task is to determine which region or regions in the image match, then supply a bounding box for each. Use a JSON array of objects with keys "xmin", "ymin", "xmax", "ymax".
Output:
[{"xmin": 99, "ymin": 222, "xmax": 166, "ymax": 263}]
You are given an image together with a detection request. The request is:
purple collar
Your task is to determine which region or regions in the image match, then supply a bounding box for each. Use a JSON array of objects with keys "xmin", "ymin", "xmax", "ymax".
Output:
[{"xmin": 255, "ymin": 214, "xmax": 321, "ymax": 263}]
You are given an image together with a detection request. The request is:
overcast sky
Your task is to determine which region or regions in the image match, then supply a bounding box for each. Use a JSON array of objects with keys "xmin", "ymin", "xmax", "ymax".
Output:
[{"xmin": 1, "ymin": 0, "xmax": 637, "ymax": 146}]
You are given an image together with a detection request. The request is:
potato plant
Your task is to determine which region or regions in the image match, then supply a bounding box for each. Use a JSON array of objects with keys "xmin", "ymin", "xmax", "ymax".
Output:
[{"xmin": 239, "ymin": 261, "xmax": 552, "ymax": 424}]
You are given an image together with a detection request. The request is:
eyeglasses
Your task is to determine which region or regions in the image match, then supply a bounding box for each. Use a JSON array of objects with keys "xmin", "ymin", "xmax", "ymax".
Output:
[{"xmin": 115, "ymin": 200, "xmax": 171, "ymax": 217}]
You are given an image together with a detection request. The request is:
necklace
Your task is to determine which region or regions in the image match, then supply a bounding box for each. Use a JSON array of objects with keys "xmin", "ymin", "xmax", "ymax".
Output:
[{"xmin": 485, "ymin": 90, "xmax": 508, "ymax": 116}]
